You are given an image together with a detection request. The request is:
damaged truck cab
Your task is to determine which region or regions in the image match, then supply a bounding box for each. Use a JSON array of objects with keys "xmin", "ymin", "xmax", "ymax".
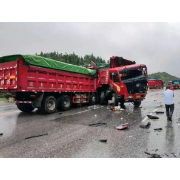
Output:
[{"xmin": 95, "ymin": 56, "xmax": 148, "ymax": 107}]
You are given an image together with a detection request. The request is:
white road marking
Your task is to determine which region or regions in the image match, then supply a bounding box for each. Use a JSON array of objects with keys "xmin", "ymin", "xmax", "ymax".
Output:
[{"xmin": 141, "ymin": 108, "xmax": 159, "ymax": 122}]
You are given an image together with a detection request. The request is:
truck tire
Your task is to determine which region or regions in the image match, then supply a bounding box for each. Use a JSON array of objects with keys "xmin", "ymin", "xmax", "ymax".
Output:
[
  {"xmin": 57, "ymin": 95, "xmax": 71, "ymax": 111},
  {"xmin": 99, "ymin": 91, "xmax": 106, "ymax": 105},
  {"xmin": 120, "ymin": 97, "xmax": 125, "ymax": 109},
  {"xmin": 40, "ymin": 96, "xmax": 57, "ymax": 114},
  {"xmin": 133, "ymin": 100, "xmax": 141, "ymax": 108},
  {"xmin": 89, "ymin": 93, "xmax": 96, "ymax": 105},
  {"xmin": 112, "ymin": 93, "xmax": 118, "ymax": 106},
  {"xmin": 17, "ymin": 103, "xmax": 34, "ymax": 113}
]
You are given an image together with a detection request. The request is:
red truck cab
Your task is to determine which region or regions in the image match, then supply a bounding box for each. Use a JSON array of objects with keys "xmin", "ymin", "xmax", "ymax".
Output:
[{"xmin": 91, "ymin": 56, "xmax": 148, "ymax": 108}]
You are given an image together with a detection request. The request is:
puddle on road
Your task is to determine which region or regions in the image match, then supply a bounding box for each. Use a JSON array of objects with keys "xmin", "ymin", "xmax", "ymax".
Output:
[{"xmin": 0, "ymin": 114, "xmax": 19, "ymax": 138}]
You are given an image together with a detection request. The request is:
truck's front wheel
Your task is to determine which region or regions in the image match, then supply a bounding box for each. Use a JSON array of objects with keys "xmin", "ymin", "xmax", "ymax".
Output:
[
  {"xmin": 17, "ymin": 103, "xmax": 34, "ymax": 113},
  {"xmin": 99, "ymin": 91, "xmax": 106, "ymax": 105},
  {"xmin": 40, "ymin": 96, "xmax": 57, "ymax": 114},
  {"xmin": 112, "ymin": 93, "xmax": 118, "ymax": 106},
  {"xmin": 57, "ymin": 95, "xmax": 71, "ymax": 111},
  {"xmin": 133, "ymin": 100, "xmax": 141, "ymax": 108}
]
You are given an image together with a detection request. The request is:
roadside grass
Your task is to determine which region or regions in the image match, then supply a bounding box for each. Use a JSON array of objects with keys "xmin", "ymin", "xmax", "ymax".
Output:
[{"xmin": 0, "ymin": 98, "xmax": 14, "ymax": 101}]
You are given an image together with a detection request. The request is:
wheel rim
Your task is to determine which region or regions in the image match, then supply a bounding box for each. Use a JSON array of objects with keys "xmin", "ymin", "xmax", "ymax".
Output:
[
  {"xmin": 47, "ymin": 99, "xmax": 56, "ymax": 111},
  {"xmin": 63, "ymin": 97, "xmax": 70, "ymax": 108},
  {"xmin": 92, "ymin": 95, "xmax": 96, "ymax": 103}
]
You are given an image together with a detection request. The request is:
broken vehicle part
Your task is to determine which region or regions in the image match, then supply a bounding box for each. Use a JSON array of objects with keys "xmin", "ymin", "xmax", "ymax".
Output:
[
  {"xmin": 89, "ymin": 123, "xmax": 107, "ymax": 127},
  {"xmin": 144, "ymin": 152, "xmax": 162, "ymax": 158},
  {"xmin": 147, "ymin": 115, "xmax": 159, "ymax": 119},
  {"xmin": 0, "ymin": 133, "xmax": 3, "ymax": 136},
  {"xmin": 139, "ymin": 122, "xmax": 151, "ymax": 129},
  {"xmin": 150, "ymin": 154, "xmax": 162, "ymax": 158},
  {"xmin": 25, "ymin": 133, "xmax": 48, "ymax": 139},
  {"xmin": 99, "ymin": 139, "xmax": 107, "ymax": 143},
  {"xmin": 115, "ymin": 123, "xmax": 129, "ymax": 130},
  {"xmin": 155, "ymin": 111, "xmax": 164, "ymax": 114},
  {"xmin": 154, "ymin": 128, "xmax": 163, "ymax": 131}
]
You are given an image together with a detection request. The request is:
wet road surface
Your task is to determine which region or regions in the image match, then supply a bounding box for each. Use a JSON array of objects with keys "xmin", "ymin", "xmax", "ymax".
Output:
[{"xmin": 0, "ymin": 89, "xmax": 180, "ymax": 158}]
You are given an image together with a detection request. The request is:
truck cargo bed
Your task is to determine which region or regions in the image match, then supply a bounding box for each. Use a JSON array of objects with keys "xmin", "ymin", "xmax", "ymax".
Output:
[{"xmin": 0, "ymin": 58, "xmax": 96, "ymax": 93}]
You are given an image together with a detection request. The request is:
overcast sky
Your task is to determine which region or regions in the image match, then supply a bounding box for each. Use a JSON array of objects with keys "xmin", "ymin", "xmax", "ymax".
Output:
[{"xmin": 0, "ymin": 22, "xmax": 180, "ymax": 77}]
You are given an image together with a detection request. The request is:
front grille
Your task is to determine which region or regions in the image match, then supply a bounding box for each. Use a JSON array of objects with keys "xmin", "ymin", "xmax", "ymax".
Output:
[{"xmin": 122, "ymin": 75, "xmax": 148, "ymax": 94}]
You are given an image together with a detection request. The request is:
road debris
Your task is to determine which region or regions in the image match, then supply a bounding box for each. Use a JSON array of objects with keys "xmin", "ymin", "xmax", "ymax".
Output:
[
  {"xmin": 59, "ymin": 112, "xmax": 62, "ymax": 114},
  {"xmin": 111, "ymin": 106, "xmax": 124, "ymax": 111},
  {"xmin": 115, "ymin": 123, "xmax": 129, "ymax": 130},
  {"xmin": 171, "ymin": 153, "xmax": 177, "ymax": 157},
  {"xmin": 0, "ymin": 133, "xmax": 3, "ymax": 136},
  {"xmin": 139, "ymin": 122, "xmax": 151, "ymax": 129},
  {"xmin": 164, "ymin": 153, "xmax": 169, "ymax": 157},
  {"xmin": 150, "ymin": 154, "xmax": 162, "ymax": 158},
  {"xmin": 25, "ymin": 133, "xmax": 48, "ymax": 140},
  {"xmin": 155, "ymin": 149, "xmax": 158, "ymax": 152},
  {"xmin": 99, "ymin": 139, "xmax": 107, "ymax": 143},
  {"xmin": 144, "ymin": 151, "xmax": 151, "ymax": 155},
  {"xmin": 155, "ymin": 111, "xmax": 164, "ymax": 114},
  {"xmin": 154, "ymin": 128, "xmax": 163, "ymax": 131},
  {"xmin": 144, "ymin": 152, "xmax": 162, "ymax": 158},
  {"xmin": 147, "ymin": 115, "xmax": 159, "ymax": 119},
  {"xmin": 89, "ymin": 122, "xmax": 107, "ymax": 127}
]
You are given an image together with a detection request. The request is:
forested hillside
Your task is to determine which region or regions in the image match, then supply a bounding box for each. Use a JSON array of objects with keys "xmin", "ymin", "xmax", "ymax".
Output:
[
  {"xmin": 148, "ymin": 72, "xmax": 180, "ymax": 85},
  {"xmin": 36, "ymin": 52, "xmax": 108, "ymax": 65}
]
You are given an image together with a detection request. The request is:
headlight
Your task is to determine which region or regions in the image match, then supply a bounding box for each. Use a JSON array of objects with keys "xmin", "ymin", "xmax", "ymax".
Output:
[{"xmin": 128, "ymin": 95, "xmax": 134, "ymax": 98}]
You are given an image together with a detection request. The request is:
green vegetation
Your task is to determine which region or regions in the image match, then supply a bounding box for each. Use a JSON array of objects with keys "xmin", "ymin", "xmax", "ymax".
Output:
[
  {"xmin": 36, "ymin": 52, "xmax": 107, "ymax": 65},
  {"xmin": 148, "ymin": 72, "xmax": 180, "ymax": 85},
  {"xmin": 0, "ymin": 93, "xmax": 13, "ymax": 101},
  {"xmin": 0, "ymin": 98, "xmax": 6, "ymax": 101}
]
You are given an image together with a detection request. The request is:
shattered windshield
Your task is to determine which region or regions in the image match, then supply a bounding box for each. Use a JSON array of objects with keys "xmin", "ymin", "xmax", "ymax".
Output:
[{"xmin": 119, "ymin": 66, "xmax": 147, "ymax": 81}]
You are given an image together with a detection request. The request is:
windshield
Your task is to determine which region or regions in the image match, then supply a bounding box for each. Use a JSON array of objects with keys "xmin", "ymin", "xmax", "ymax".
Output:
[{"xmin": 119, "ymin": 66, "xmax": 147, "ymax": 81}]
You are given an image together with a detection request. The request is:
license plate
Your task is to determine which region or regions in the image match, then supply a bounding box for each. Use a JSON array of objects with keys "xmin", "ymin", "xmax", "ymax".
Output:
[{"xmin": 136, "ymin": 95, "xmax": 141, "ymax": 98}]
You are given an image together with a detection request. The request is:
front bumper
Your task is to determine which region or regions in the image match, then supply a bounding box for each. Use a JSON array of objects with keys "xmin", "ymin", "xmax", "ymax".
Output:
[{"xmin": 124, "ymin": 93, "xmax": 146, "ymax": 101}]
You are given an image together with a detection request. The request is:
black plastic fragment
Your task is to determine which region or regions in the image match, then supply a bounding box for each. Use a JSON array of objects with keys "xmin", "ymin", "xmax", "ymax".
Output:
[
  {"xmin": 99, "ymin": 139, "xmax": 107, "ymax": 143},
  {"xmin": 0, "ymin": 133, "xmax": 3, "ymax": 136},
  {"xmin": 25, "ymin": 133, "xmax": 48, "ymax": 139},
  {"xmin": 89, "ymin": 123, "xmax": 107, "ymax": 127},
  {"xmin": 155, "ymin": 111, "xmax": 164, "ymax": 114},
  {"xmin": 147, "ymin": 115, "xmax": 159, "ymax": 119},
  {"xmin": 154, "ymin": 128, "xmax": 163, "ymax": 131},
  {"xmin": 145, "ymin": 152, "xmax": 162, "ymax": 158}
]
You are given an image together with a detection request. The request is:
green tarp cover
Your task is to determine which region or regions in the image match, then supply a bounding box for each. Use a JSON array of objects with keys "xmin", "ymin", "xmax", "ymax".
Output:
[
  {"xmin": 83, "ymin": 63, "xmax": 110, "ymax": 69},
  {"xmin": 0, "ymin": 54, "xmax": 96, "ymax": 76}
]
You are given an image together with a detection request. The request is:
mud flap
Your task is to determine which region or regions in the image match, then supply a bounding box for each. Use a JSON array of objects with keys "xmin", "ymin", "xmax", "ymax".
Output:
[{"xmin": 33, "ymin": 92, "xmax": 44, "ymax": 108}]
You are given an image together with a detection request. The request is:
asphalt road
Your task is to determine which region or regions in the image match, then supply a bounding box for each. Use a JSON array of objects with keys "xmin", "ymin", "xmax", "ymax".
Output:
[{"xmin": 0, "ymin": 89, "xmax": 180, "ymax": 158}]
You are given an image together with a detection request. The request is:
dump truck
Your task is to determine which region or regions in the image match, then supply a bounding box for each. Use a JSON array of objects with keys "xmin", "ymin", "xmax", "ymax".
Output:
[
  {"xmin": 85, "ymin": 56, "xmax": 148, "ymax": 108},
  {"xmin": 0, "ymin": 55, "xmax": 97, "ymax": 114},
  {"xmin": 172, "ymin": 80, "xmax": 180, "ymax": 89},
  {"xmin": 0, "ymin": 55, "xmax": 148, "ymax": 114},
  {"xmin": 148, "ymin": 79, "xmax": 164, "ymax": 89}
]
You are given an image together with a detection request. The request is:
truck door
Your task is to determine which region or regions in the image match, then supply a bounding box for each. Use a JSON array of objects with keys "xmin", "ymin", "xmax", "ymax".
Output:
[{"xmin": 110, "ymin": 72, "xmax": 121, "ymax": 93}]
